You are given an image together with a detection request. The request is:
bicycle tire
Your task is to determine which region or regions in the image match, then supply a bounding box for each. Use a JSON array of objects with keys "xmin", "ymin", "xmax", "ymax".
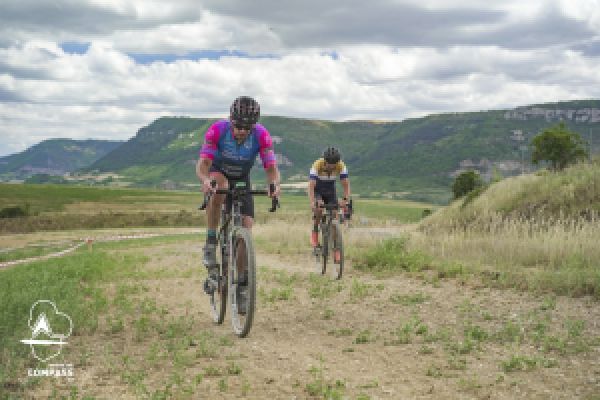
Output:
[
  {"xmin": 331, "ymin": 220, "xmax": 344, "ymax": 280},
  {"xmin": 230, "ymin": 227, "xmax": 256, "ymax": 338},
  {"xmin": 209, "ymin": 235, "xmax": 228, "ymax": 324},
  {"xmin": 320, "ymin": 223, "xmax": 328, "ymax": 276}
]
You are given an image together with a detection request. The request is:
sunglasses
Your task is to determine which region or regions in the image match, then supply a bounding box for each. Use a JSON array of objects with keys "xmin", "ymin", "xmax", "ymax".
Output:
[{"xmin": 233, "ymin": 122, "xmax": 253, "ymax": 131}]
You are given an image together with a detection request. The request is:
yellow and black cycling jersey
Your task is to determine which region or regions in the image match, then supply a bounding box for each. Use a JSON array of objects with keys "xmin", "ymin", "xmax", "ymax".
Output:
[{"xmin": 309, "ymin": 158, "xmax": 348, "ymax": 182}]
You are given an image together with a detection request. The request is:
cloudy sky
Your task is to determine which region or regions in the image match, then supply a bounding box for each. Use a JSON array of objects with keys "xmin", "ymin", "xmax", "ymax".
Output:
[{"xmin": 1, "ymin": 0, "xmax": 599, "ymax": 156}]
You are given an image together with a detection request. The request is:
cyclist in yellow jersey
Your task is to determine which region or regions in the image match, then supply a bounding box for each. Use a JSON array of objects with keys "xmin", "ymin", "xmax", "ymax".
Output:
[{"xmin": 308, "ymin": 147, "xmax": 351, "ymax": 248}]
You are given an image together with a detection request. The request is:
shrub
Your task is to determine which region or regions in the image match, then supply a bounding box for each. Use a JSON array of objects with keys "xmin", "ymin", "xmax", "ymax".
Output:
[
  {"xmin": 531, "ymin": 122, "xmax": 587, "ymax": 171},
  {"xmin": 452, "ymin": 170, "xmax": 483, "ymax": 199},
  {"xmin": 0, "ymin": 205, "xmax": 29, "ymax": 218}
]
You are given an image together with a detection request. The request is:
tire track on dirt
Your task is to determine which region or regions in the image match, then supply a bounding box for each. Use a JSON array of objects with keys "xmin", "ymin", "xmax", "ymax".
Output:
[{"xmin": 0, "ymin": 229, "xmax": 203, "ymax": 269}]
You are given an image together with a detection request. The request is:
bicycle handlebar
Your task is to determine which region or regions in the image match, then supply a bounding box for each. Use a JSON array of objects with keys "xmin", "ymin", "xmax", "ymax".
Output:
[
  {"xmin": 199, "ymin": 181, "xmax": 280, "ymax": 212},
  {"xmin": 316, "ymin": 203, "xmax": 340, "ymax": 211},
  {"xmin": 315, "ymin": 199, "xmax": 353, "ymax": 219}
]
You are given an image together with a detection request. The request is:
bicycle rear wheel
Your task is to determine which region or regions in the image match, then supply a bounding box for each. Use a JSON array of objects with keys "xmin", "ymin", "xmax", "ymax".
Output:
[
  {"xmin": 230, "ymin": 227, "xmax": 256, "ymax": 338},
  {"xmin": 330, "ymin": 221, "xmax": 344, "ymax": 280},
  {"xmin": 209, "ymin": 236, "xmax": 227, "ymax": 324}
]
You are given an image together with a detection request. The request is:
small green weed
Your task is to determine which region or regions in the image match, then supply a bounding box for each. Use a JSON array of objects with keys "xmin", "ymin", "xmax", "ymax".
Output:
[
  {"xmin": 354, "ymin": 330, "xmax": 373, "ymax": 344},
  {"xmin": 350, "ymin": 279, "xmax": 376, "ymax": 301},
  {"xmin": 328, "ymin": 328, "xmax": 353, "ymax": 337},
  {"xmin": 390, "ymin": 292, "xmax": 429, "ymax": 305},
  {"xmin": 203, "ymin": 366, "xmax": 222, "ymax": 377},
  {"xmin": 226, "ymin": 363, "xmax": 242, "ymax": 375}
]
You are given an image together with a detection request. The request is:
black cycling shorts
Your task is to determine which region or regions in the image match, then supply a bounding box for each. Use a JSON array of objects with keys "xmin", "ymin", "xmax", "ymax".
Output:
[
  {"xmin": 209, "ymin": 166, "xmax": 255, "ymax": 218},
  {"xmin": 314, "ymin": 180, "xmax": 338, "ymax": 207}
]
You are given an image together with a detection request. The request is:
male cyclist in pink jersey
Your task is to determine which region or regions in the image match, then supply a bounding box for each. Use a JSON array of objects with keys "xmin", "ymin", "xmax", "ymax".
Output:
[{"xmin": 196, "ymin": 96, "xmax": 280, "ymax": 311}]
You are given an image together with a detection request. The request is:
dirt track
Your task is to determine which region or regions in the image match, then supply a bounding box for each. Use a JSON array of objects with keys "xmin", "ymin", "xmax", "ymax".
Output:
[{"xmin": 25, "ymin": 236, "xmax": 600, "ymax": 399}]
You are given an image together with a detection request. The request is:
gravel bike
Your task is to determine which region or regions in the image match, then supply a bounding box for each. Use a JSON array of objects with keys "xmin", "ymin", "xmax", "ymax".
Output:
[
  {"xmin": 313, "ymin": 202, "xmax": 344, "ymax": 280},
  {"xmin": 200, "ymin": 181, "xmax": 279, "ymax": 337}
]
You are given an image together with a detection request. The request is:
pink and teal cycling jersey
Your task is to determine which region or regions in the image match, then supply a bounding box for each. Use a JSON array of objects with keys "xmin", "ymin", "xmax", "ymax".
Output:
[{"xmin": 200, "ymin": 120, "xmax": 277, "ymax": 179}]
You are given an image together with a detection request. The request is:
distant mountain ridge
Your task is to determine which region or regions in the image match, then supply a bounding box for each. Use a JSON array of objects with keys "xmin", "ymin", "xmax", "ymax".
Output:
[
  {"xmin": 84, "ymin": 99, "xmax": 600, "ymax": 203},
  {"xmin": 7, "ymin": 99, "xmax": 600, "ymax": 203},
  {"xmin": 0, "ymin": 139, "xmax": 122, "ymax": 181}
]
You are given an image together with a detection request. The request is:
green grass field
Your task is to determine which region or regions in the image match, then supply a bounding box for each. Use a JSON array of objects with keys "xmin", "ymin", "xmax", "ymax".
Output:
[
  {"xmin": 0, "ymin": 184, "xmax": 436, "ymax": 234},
  {"xmin": 0, "ymin": 183, "xmax": 200, "ymax": 214}
]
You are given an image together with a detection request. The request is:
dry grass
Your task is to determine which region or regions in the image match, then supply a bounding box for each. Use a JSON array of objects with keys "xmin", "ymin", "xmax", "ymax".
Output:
[
  {"xmin": 413, "ymin": 162, "xmax": 600, "ymax": 297},
  {"xmin": 414, "ymin": 214, "xmax": 599, "ymax": 271},
  {"xmin": 252, "ymin": 219, "xmax": 402, "ymax": 261},
  {"xmin": 422, "ymin": 162, "xmax": 600, "ymax": 233}
]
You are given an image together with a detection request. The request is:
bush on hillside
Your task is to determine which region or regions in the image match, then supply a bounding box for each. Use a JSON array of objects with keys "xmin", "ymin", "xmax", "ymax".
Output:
[
  {"xmin": 452, "ymin": 170, "xmax": 483, "ymax": 199},
  {"xmin": 531, "ymin": 122, "xmax": 588, "ymax": 171}
]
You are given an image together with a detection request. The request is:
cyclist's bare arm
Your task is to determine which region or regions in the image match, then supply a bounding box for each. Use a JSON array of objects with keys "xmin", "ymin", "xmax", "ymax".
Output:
[
  {"xmin": 196, "ymin": 158, "xmax": 214, "ymax": 193},
  {"xmin": 308, "ymin": 180, "xmax": 324, "ymax": 212},
  {"xmin": 308, "ymin": 180, "xmax": 317, "ymax": 206},
  {"xmin": 341, "ymin": 178, "xmax": 351, "ymax": 206}
]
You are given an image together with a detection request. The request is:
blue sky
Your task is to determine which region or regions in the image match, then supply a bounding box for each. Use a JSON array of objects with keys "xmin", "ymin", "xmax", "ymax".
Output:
[{"xmin": 1, "ymin": 0, "xmax": 599, "ymax": 156}]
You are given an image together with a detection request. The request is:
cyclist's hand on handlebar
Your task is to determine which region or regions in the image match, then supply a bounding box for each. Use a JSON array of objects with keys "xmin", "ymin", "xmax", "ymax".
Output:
[
  {"xmin": 312, "ymin": 199, "xmax": 324, "ymax": 213},
  {"xmin": 268, "ymin": 183, "xmax": 280, "ymax": 212},
  {"xmin": 199, "ymin": 179, "xmax": 216, "ymax": 210},
  {"xmin": 202, "ymin": 179, "xmax": 217, "ymax": 194}
]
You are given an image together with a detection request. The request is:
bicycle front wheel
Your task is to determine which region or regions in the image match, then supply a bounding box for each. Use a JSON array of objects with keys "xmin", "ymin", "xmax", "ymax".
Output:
[
  {"xmin": 331, "ymin": 220, "xmax": 344, "ymax": 280},
  {"xmin": 230, "ymin": 227, "xmax": 256, "ymax": 338},
  {"xmin": 320, "ymin": 224, "xmax": 329, "ymax": 276},
  {"xmin": 209, "ymin": 236, "xmax": 228, "ymax": 324}
]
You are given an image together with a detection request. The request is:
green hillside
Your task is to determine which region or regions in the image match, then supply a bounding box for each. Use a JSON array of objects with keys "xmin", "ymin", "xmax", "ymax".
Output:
[
  {"xmin": 85, "ymin": 117, "xmax": 212, "ymax": 183},
  {"xmin": 76, "ymin": 100, "xmax": 600, "ymax": 203},
  {"xmin": 421, "ymin": 160, "xmax": 600, "ymax": 232},
  {"xmin": 0, "ymin": 139, "xmax": 122, "ymax": 181},
  {"xmin": 411, "ymin": 160, "xmax": 600, "ymax": 297}
]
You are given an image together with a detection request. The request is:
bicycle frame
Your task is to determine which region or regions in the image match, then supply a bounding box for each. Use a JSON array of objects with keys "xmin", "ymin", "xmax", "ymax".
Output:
[{"xmin": 201, "ymin": 180, "xmax": 278, "ymax": 337}]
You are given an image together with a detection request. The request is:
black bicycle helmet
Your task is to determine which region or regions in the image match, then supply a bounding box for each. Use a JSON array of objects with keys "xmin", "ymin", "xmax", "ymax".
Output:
[
  {"xmin": 323, "ymin": 147, "xmax": 341, "ymax": 164},
  {"xmin": 230, "ymin": 96, "xmax": 260, "ymax": 126}
]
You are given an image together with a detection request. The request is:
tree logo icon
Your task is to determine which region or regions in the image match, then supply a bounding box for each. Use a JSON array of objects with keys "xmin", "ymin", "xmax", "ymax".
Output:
[{"xmin": 20, "ymin": 300, "xmax": 73, "ymax": 362}]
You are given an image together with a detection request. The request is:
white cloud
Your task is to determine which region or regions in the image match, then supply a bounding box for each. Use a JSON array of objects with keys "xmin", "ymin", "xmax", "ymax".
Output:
[
  {"xmin": 107, "ymin": 11, "xmax": 282, "ymax": 55},
  {"xmin": 556, "ymin": 0, "xmax": 600, "ymax": 29},
  {"xmin": 1, "ymin": 0, "xmax": 600, "ymax": 156}
]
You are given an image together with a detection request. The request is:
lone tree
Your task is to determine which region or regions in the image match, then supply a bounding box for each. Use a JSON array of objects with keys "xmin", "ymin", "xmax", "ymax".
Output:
[
  {"xmin": 531, "ymin": 122, "xmax": 588, "ymax": 171},
  {"xmin": 452, "ymin": 170, "xmax": 483, "ymax": 199}
]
